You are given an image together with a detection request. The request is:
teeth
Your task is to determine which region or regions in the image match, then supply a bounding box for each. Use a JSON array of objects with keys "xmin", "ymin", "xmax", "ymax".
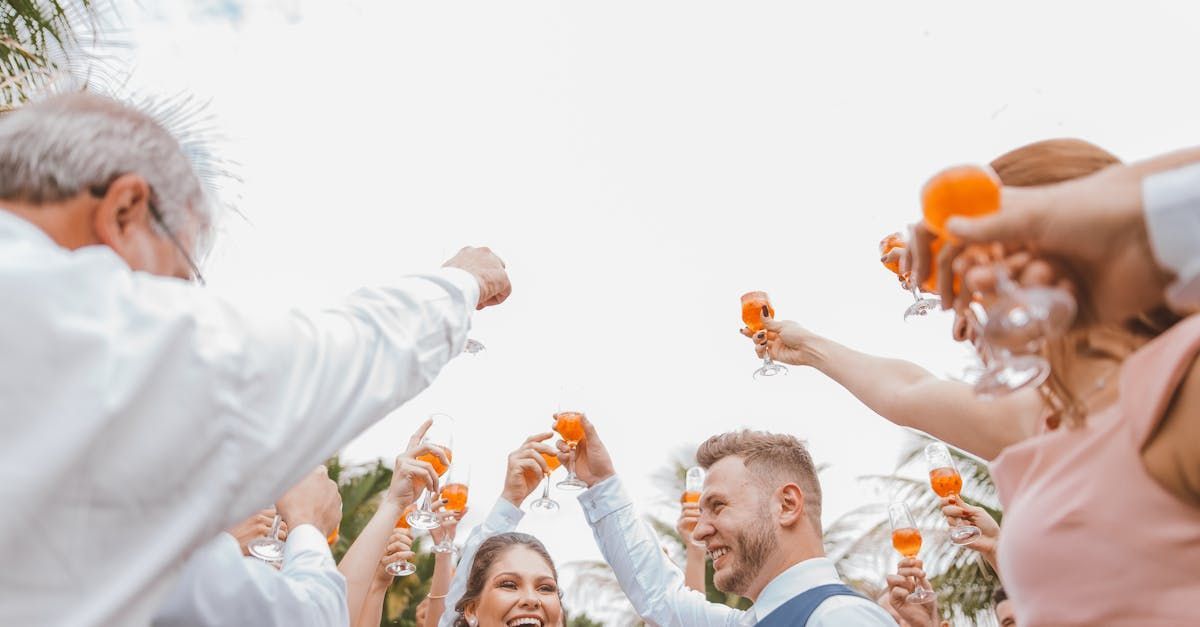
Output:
[
  {"xmin": 709, "ymin": 548, "xmax": 730, "ymax": 561},
  {"xmin": 507, "ymin": 619, "xmax": 542, "ymax": 627}
]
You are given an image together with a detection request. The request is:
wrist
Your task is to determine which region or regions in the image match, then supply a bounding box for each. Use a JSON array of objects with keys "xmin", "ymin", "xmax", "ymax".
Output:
[
  {"xmin": 801, "ymin": 333, "xmax": 832, "ymax": 368},
  {"xmin": 501, "ymin": 489, "xmax": 526, "ymax": 508},
  {"xmin": 587, "ymin": 470, "xmax": 614, "ymax": 487}
]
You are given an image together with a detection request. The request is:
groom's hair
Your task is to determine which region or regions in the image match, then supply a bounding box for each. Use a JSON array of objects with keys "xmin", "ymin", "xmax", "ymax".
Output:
[{"xmin": 697, "ymin": 430, "xmax": 822, "ymax": 532}]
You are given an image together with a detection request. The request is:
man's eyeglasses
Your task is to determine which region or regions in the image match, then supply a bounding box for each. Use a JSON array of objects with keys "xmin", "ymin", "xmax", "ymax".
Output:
[
  {"xmin": 146, "ymin": 201, "xmax": 206, "ymax": 285},
  {"xmin": 90, "ymin": 180, "xmax": 206, "ymax": 285}
]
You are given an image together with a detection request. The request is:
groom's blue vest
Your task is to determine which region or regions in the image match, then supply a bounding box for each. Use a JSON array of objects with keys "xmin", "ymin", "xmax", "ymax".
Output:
[{"xmin": 755, "ymin": 583, "xmax": 870, "ymax": 626}]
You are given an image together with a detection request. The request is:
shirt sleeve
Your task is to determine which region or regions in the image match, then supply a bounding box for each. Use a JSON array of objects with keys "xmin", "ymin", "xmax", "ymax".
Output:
[
  {"xmin": 152, "ymin": 527, "xmax": 349, "ymax": 627},
  {"xmin": 577, "ymin": 476, "xmax": 743, "ymax": 627},
  {"xmin": 184, "ymin": 267, "xmax": 480, "ymax": 522},
  {"xmin": 438, "ymin": 498, "xmax": 525, "ymax": 627},
  {"xmin": 1143, "ymin": 162, "xmax": 1200, "ymax": 310}
]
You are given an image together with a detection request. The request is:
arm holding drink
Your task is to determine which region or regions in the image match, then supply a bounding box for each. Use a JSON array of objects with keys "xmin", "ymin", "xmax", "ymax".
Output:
[{"xmin": 339, "ymin": 419, "xmax": 447, "ymax": 627}]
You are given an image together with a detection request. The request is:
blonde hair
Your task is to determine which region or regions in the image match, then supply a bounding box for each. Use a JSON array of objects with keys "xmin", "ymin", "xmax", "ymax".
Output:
[
  {"xmin": 987, "ymin": 138, "xmax": 1178, "ymax": 426},
  {"xmin": 696, "ymin": 430, "xmax": 823, "ymax": 531}
]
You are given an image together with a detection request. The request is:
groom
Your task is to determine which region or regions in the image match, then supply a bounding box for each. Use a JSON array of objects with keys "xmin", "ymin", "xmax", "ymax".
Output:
[{"xmin": 567, "ymin": 419, "xmax": 897, "ymax": 626}]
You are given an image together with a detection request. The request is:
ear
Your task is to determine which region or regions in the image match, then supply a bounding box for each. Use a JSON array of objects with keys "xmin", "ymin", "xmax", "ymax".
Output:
[
  {"xmin": 776, "ymin": 483, "xmax": 806, "ymax": 528},
  {"xmin": 92, "ymin": 173, "xmax": 153, "ymax": 247}
]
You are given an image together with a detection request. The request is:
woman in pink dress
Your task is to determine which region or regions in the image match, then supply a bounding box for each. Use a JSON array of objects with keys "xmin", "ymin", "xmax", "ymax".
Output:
[{"xmin": 749, "ymin": 138, "xmax": 1200, "ymax": 625}]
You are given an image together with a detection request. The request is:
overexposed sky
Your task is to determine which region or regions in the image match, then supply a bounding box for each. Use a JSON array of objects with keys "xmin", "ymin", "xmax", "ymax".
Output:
[{"xmin": 115, "ymin": 0, "xmax": 1200, "ymax": 620}]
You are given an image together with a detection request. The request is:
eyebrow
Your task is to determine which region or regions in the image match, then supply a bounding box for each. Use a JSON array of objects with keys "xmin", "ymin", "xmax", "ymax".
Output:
[{"xmin": 699, "ymin": 491, "xmax": 728, "ymax": 509}]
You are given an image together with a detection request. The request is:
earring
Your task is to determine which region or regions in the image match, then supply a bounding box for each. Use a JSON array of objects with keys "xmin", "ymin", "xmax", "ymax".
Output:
[{"xmin": 467, "ymin": 618, "xmax": 478, "ymax": 627}]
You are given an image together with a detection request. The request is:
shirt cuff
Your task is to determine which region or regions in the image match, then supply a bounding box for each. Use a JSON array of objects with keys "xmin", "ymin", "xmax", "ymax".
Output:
[
  {"xmin": 578, "ymin": 475, "xmax": 632, "ymax": 525},
  {"xmin": 485, "ymin": 497, "xmax": 525, "ymax": 531},
  {"xmin": 283, "ymin": 524, "xmax": 333, "ymax": 562},
  {"xmin": 434, "ymin": 267, "xmax": 482, "ymax": 317},
  {"xmin": 1144, "ymin": 162, "xmax": 1200, "ymax": 310}
]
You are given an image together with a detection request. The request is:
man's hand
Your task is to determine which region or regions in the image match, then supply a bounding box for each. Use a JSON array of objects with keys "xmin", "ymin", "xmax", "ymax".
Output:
[
  {"xmin": 442, "ymin": 246, "xmax": 512, "ymax": 310},
  {"xmin": 385, "ymin": 418, "xmax": 449, "ymax": 508},
  {"xmin": 226, "ymin": 509, "xmax": 287, "ymax": 556},
  {"xmin": 276, "ymin": 465, "xmax": 343, "ymax": 537},
  {"xmin": 676, "ymin": 500, "xmax": 701, "ymax": 547},
  {"xmin": 556, "ymin": 415, "xmax": 615, "ymax": 487},
  {"xmin": 741, "ymin": 318, "xmax": 819, "ymax": 367},
  {"xmin": 502, "ymin": 433, "xmax": 557, "ymax": 507},
  {"xmin": 886, "ymin": 558, "xmax": 940, "ymax": 627}
]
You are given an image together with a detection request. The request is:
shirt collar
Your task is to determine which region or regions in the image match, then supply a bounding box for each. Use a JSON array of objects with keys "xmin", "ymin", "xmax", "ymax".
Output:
[
  {"xmin": 0, "ymin": 208, "xmax": 60, "ymax": 249},
  {"xmin": 750, "ymin": 557, "xmax": 844, "ymax": 622}
]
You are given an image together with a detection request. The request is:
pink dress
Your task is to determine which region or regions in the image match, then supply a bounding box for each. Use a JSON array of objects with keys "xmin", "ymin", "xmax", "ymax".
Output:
[{"xmin": 991, "ymin": 315, "xmax": 1200, "ymax": 626}]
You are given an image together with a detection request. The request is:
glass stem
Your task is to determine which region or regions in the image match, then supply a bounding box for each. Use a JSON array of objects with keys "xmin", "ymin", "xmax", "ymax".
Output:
[
  {"xmin": 541, "ymin": 475, "xmax": 552, "ymax": 499},
  {"xmin": 418, "ymin": 488, "xmax": 432, "ymax": 513},
  {"xmin": 909, "ymin": 283, "xmax": 923, "ymax": 303},
  {"xmin": 268, "ymin": 515, "xmax": 281, "ymax": 540}
]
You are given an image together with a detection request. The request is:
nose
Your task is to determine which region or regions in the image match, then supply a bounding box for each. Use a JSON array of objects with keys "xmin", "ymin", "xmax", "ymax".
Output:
[
  {"xmin": 517, "ymin": 585, "xmax": 542, "ymax": 608},
  {"xmin": 692, "ymin": 515, "xmax": 715, "ymax": 547}
]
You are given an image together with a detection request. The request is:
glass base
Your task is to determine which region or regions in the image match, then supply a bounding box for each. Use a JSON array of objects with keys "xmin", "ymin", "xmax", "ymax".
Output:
[
  {"xmin": 406, "ymin": 509, "xmax": 441, "ymax": 531},
  {"xmin": 385, "ymin": 560, "xmax": 416, "ymax": 576},
  {"xmin": 907, "ymin": 587, "xmax": 936, "ymax": 604},
  {"xmin": 949, "ymin": 524, "xmax": 982, "ymax": 546},
  {"xmin": 530, "ymin": 498, "xmax": 559, "ymax": 512},
  {"xmin": 247, "ymin": 537, "xmax": 285, "ymax": 563},
  {"xmin": 462, "ymin": 338, "xmax": 485, "ymax": 355},
  {"xmin": 974, "ymin": 354, "xmax": 1050, "ymax": 399},
  {"xmin": 557, "ymin": 476, "xmax": 588, "ymax": 491},
  {"xmin": 903, "ymin": 297, "xmax": 941, "ymax": 321},
  {"xmin": 752, "ymin": 362, "xmax": 788, "ymax": 380}
]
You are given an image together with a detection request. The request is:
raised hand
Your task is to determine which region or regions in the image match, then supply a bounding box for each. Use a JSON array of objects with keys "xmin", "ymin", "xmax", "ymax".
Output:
[{"xmin": 502, "ymin": 432, "xmax": 557, "ymax": 506}]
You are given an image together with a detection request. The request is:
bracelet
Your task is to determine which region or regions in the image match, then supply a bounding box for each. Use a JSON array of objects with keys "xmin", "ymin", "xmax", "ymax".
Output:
[{"xmin": 426, "ymin": 592, "xmax": 449, "ymax": 600}]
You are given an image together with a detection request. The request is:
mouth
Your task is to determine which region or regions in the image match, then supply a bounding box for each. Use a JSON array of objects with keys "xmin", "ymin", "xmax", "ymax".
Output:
[
  {"xmin": 708, "ymin": 546, "xmax": 731, "ymax": 567},
  {"xmin": 506, "ymin": 617, "xmax": 544, "ymax": 627}
]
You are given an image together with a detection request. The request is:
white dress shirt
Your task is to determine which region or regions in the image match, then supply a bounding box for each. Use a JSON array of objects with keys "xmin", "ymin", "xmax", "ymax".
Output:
[
  {"xmin": 439, "ymin": 498, "xmax": 525, "ymax": 627},
  {"xmin": 1144, "ymin": 161, "xmax": 1200, "ymax": 310},
  {"xmin": 577, "ymin": 477, "xmax": 897, "ymax": 627},
  {"xmin": 0, "ymin": 210, "xmax": 478, "ymax": 626},
  {"xmin": 152, "ymin": 524, "xmax": 348, "ymax": 626}
]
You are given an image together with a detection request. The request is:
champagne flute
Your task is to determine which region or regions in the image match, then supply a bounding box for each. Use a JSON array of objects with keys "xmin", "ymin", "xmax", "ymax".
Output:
[
  {"xmin": 879, "ymin": 232, "xmax": 941, "ymax": 321},
  {"xmin": 967, "ymin": 302, "xmax": 1050, "ymax": 399},
  {"xmin": 530, "ymin": 449, "xmax": 563, "ymax": 513},
  {"xmin": 247, "ymin": 510, "xmax": 285, "ymax": 564},
  {"xmin": 682, "ymin": 466, "xmax": 705, "ymax": 547},
  {"xmin": 740, "ymin": 291, "xmax": 788, "ymax": 379},
  {"xmin": 553, "ymin": 411, "xmax": 589, "ymax": 491},
  {"xmin": 888, "ymin": 502, "xmax": 936, "ymax": 604},
  {"xmin": 924, "ymin": 442, "xmax": 982, "ymax": 545},
  {"xmin": 433, "ymin": 462, "xmax": 470, "ymax": 553},
  {"xmin": 384, "ymin": 504, "xmax": 418, "ymax": 576},
  {"xmin": 406, "ymin": 414, "xmax": 454, "ymax": 530}
]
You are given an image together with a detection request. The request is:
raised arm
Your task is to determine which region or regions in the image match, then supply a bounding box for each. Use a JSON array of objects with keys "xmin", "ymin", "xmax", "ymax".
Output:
[
  {"xmin": 204, "ymin": 247, "xmax": 509, "ymax": 522},
  {"xmin": 339, "ymin": 421, "xmax": 446, "ymax": 626},
  {"xmin": 567, "ymin": 417, "xmax": 741, "ymax": 627},
  {"xmin": 752, "ymin": 319, "xmax": 1042, "ymax": 460}
]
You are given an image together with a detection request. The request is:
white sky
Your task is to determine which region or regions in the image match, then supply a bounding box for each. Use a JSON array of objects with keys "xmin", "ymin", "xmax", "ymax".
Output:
[{"xmin": 114, "ymin": 0, "xmax": 1200, "ymax": 621}]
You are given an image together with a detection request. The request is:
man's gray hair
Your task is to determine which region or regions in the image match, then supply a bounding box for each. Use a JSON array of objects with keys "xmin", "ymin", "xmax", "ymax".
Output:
[{"xmin": 0, "ymin": 92, "xmax": 211, "ymax": 246}]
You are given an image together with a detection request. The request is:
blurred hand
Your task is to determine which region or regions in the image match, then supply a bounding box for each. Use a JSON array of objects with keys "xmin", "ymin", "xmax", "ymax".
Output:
[
  {"xmin": 379, "ymin": 527, "xmax": 415, "ymax": 578},
  {"xmin": 885, "ymin": 558, "xmax": 940, "ymax": 627},
  {"xmin": 556, "ymin": 415, "xmax": 615, "ymax": 487},
  {"xmin": 442, "ymin": 246, "xmax": 512, "ymax": 310},
  {"xmin": 940, "ymin": 496, "xmax": 1000, "ymax": 559},
  {"xmin": 676, "ymin": 501, "xmax": 701, "ymax": 547},
  {"xmin": 385, "ymin": 418, "xmax": 450, "ymax": 508},
  {"xmin": 911, "ymin": 174, "xmax": 1172, "ymax": 324},
  {"xmin": 429, "ymin": 506, "xmax": 465, "ymax": 546},
  {"xmin": 741, "ymin": 318, "xmax": 819, "ymax": 367},
  {"xmin": 226, "ymin": 509, "xmax": 287, "ymax": 556},
  {"xmin": 501, "ymin": 433, "xmax": 557, "ymax": 507},
  {"xmin": 276, "ymin": 465, "xmax": 342, "ymax": 537}
]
